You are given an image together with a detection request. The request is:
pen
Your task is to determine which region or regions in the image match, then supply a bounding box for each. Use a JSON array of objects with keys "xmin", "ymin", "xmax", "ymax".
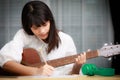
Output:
[{"xmin": 39, "ymin": 45, "xmax": 47, "ymax": 65}]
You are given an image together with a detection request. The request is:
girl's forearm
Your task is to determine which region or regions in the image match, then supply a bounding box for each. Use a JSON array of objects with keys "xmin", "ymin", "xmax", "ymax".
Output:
[
  {"xmin": 3, "ymin": 61, "xmax": 38, "ymax": 76},
  {"xmin": 71, "ymin": 64, "xmax": 82, "ymax": 74}
]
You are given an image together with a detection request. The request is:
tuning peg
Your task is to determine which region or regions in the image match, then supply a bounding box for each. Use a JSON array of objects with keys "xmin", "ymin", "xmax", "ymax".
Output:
[
  {"xmin": 87, "ymin": 49, "xmax": 91, "ymax": 52},
  {"xmin": 116, "ymin": 42, "xmax": 118, "ymax": 44},
  {"xmin": 104, "ymin": 43, "xmax": 108, "ymax": 46},
  {"xmin": 108, "ymin": 57, "xmax": 112, "ymax": 61},
  {"xmin": 110, "ymin": 43, "xmax": 113, "ymax": 45}
]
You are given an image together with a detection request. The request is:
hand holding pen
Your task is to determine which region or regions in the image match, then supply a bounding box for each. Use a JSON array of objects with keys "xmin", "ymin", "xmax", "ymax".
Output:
[{"xmin": 37, "ymin": 45, "xmax": 55, "ymax": 76}]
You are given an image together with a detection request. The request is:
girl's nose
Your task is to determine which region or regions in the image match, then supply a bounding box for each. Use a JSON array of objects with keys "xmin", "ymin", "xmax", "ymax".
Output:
[{"xmin": 40, "ymin": 28, "xmax": 46, "ymax": 34}]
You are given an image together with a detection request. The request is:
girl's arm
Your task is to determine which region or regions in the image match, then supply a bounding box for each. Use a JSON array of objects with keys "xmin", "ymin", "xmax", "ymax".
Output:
[
  {"xmin": 71, "ymin": 53, "xmax": 86, "ymax": 74},
  {"xmin": 3, "ymin": 61, "xmax": 54, "ymax": 76},
  {"xmin": 71, "ymin": 63, "xmax": 82, "ymax": 74}
]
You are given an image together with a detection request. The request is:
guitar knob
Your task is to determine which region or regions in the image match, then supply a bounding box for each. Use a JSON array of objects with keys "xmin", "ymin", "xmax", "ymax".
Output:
[
  {"xmin": 110, "ymin": 43, "xmax": 113, "ymax": 45},
  {"xmin": 104, "ymin": 43, "xmax": 108, "ymax": 46},
  {"xmin": 116, "ymin": 42, "xmax": 118, "ymax": 44},
  {"xmin": 87, "ymin": 49, "xmax": 91, "ymax": 52},
  {"xmin": 108, "ymin": 57, "xmax": 112, "ymax": 61}
]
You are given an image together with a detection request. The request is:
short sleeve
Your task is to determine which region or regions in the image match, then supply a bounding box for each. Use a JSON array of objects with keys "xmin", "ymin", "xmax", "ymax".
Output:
[
  {"xmin": 64, "ymin": 35, "xmax": 77, "ymax": 75},
  {"xmin": 58, "ymin": 32, "xmax": 77, "ymax": 75},
  {"xmin": 0, "ymin": 29, "xmax": 25, "ymax": 67},
  {"xmin": 64, "ymin": 34, "xmax": 77, "ymax": 56}
]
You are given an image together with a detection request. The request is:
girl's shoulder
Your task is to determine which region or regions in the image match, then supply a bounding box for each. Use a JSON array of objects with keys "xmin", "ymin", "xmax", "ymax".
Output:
[
  {"xmin": 14, "ymin": 29, "xmax": 34, "ymax": 38},
  {"xmin": 15, "ymin": 29, "xmax": 28, "ymax": 36},
  {"xmin": 13, "ymin": 29, "xmax": 36, "ymax": 41},
  {"xmin": 58, "ymin": 31, "xmax": 73, "ymax": 40},
  {"xmin": 13, "ymin": 29, "xmax": 39, "ymax": 45}
]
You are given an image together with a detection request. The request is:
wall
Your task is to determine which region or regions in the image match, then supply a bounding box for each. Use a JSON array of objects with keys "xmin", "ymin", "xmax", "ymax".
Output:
[{"xmin": 0, "ymin": 0, "xmax": 113, "ymax": 67}]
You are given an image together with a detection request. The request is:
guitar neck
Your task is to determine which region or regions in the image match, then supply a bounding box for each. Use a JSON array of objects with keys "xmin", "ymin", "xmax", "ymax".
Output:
[{"xmin": 31, "ymin": 50, "xmax": 99, "ymax": 68}]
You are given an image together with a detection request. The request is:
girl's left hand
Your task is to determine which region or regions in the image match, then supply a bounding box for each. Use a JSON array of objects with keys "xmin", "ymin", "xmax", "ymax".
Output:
[
  {"xmin": 71, "ymin": 52, "xmax": 86, "ymax": 74},
  {"xmin": 75, "ymin": 52, "xmax": 86, "ymax": 65}
]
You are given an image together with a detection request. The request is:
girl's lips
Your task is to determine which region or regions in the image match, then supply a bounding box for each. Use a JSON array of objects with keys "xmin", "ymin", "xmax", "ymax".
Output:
[
  {"xmin": 40, "ymin": 33, "xmax": 48, "ymax": 37},
  {"xmin": 38, "ymin": 33, "xmax": 48, "ymax": 39}
]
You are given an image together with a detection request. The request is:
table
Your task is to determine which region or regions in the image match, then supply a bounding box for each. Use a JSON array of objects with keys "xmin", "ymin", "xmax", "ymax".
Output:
[{"xmin": 0, "ymin": 75, "xmax": 120, "ymax": 80}]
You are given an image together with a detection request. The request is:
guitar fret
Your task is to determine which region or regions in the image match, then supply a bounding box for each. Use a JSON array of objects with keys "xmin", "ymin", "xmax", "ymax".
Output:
[
  {"xmin": 22, "ymin": 48, "xmax": 100, "ymax": 68},
  {"xmin": 86, "ymin": 50, "xmax": 98, "ymax": 59},
  {"xmin": 44, "ymin": 50, "xmax": 98, "ymax": 67}
]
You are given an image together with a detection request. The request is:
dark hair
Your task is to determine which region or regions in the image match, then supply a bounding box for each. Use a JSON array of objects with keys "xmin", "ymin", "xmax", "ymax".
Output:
[{"xmin": 22, "ymin": 1, "xmax": 60, "ymax": 53}]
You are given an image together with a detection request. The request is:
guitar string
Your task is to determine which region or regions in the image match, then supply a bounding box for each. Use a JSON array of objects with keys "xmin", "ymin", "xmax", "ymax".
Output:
[{"xmin": 39, "ymin": 44, "xmax": 48, "ymax": 65}]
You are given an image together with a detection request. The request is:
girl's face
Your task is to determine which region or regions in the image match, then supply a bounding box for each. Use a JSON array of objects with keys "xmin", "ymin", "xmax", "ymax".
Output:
[{"xmin": 31, "ymin": 21, "xmax": 50, "ymax": 40}]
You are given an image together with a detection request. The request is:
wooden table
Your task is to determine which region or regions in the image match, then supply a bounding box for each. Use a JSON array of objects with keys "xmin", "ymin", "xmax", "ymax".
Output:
[{"xmin": 0, "ymin": 75, "xmax": 120, "ymax": 80}]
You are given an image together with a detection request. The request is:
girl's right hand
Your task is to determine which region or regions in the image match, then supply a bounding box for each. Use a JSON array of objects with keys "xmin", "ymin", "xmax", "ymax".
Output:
[{"xmin": 36, "ymin": 64, "xmax": 55, "ymax": 76}]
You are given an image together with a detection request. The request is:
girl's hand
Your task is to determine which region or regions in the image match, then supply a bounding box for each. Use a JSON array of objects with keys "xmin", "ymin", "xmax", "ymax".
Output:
[
  {"xmin": 36, "ymin": 64, "xmax": 55, "ymax": 76},
  {"xmin": 75, "ymin": 52, "xmax": 86, "ymax": 65},
  {"xmin": 71, "ymin": 52, "xmax": 86, "ymax": 74}
]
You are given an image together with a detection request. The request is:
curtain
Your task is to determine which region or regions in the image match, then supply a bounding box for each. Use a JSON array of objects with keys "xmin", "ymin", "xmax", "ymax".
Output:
[{"xmin": 0, "ymin": 0, "xmax": 113, "ymax": 67}]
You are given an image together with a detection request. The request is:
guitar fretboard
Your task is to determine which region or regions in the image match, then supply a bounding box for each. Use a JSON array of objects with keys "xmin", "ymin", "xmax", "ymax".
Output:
[{"xmin": 31, "ymin": 50, "xmax": 99, "ymax": 67}]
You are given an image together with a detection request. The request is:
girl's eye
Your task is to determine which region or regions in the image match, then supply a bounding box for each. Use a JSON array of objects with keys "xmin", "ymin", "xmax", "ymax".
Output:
[
  {"xmin": 32, "ymin": 26, "xmax": 38, "ymax": 30},
  {"xmin": 42, "ymin": 23, "xmax": 47, "ymax": 26},
  {"xmin": 33, "ymin": 26, "xmax": 38, "ymax": 29},
  {"xmin": 42, "ymin": 21, "xmax": 49, "ymax": 26}
]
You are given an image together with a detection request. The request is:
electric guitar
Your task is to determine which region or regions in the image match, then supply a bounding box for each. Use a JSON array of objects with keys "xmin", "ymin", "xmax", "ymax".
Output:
[{"xmin": 21, "ymin": 44, "xmax": 120, "ymax": 68}]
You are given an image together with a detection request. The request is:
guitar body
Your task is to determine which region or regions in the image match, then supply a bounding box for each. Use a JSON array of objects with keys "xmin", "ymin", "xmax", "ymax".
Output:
[
  {"xmin": 0, "ymin": 48, "xmax": 42, "ymax": 76},
  {"xmin": 21, "ymin": 48, "xmax": 42, "ymax": 65}
]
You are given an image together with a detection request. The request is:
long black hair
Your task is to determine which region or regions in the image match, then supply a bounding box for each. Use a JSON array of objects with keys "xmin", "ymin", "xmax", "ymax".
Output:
[{"xmin": 22, "ymin": 1, "xmax": 60, "ymax": 53}]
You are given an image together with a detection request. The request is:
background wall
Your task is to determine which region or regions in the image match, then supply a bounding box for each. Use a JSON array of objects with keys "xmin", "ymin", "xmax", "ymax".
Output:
[
  {"xmin": 0, "ymin": 0, "xmax": 113, "ymax": 68},
  {"xmin": 109, "ymin": 0, "xmax": 120, "ymax": 74}
]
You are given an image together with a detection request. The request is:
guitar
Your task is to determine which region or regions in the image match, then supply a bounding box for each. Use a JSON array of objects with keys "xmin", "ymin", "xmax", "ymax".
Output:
[
  {"xmin": 0, "ymin": 44, "xmax": 120, "ymax": 75},
  {"xmin": 21, "ymin": 44, "xmax": 120, "ymax": 68}
]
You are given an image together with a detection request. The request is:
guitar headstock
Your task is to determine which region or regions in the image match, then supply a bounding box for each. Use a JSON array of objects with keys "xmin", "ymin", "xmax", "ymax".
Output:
[{"xmin": 98, "ymin": 44, "xmax": 120, "ymax": 57}]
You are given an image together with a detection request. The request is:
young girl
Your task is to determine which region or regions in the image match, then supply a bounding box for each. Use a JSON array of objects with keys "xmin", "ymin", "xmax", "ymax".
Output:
[{"xmin": 0, "ymin": 1, "xmax": 86, "ymax": 76}]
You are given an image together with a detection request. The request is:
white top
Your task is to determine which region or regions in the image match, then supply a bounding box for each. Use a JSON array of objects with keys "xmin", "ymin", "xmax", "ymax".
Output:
[{"xmin": 0, "ymin": 29, "xmax": 77, "ymax": 75}]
